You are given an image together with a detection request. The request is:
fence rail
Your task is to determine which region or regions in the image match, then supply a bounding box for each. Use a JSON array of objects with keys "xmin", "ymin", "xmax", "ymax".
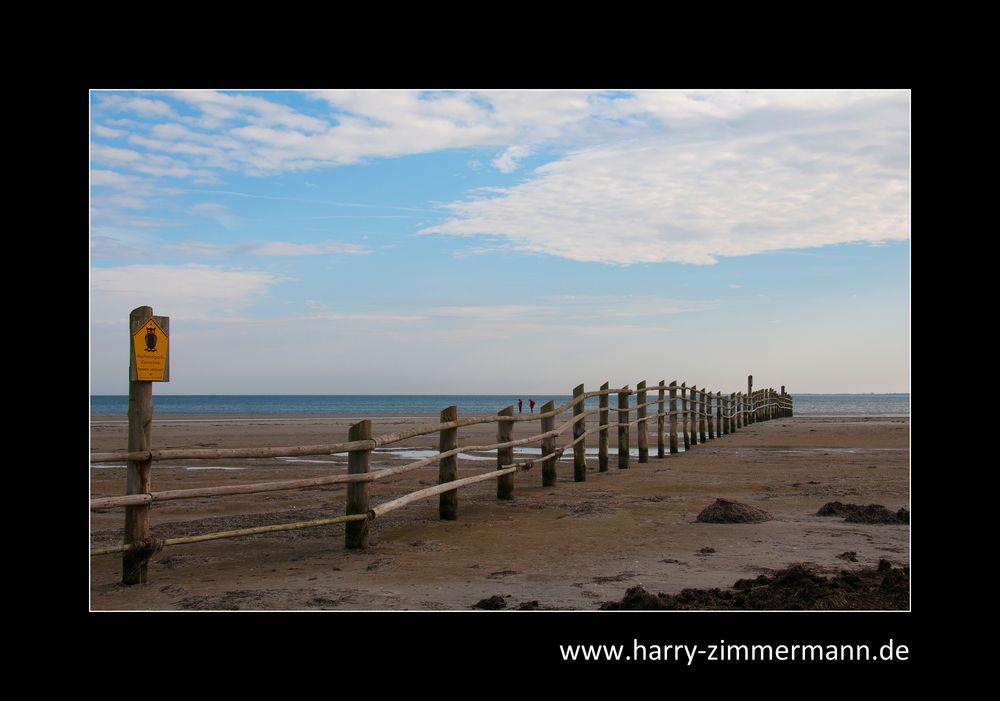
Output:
[{"xmin": 91, "ymin": 373, "xmax": 792, "ymax": 585}]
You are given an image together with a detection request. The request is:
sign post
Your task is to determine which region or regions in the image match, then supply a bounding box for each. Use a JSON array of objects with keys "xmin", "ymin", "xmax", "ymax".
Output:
[{"xmin": 123, "ymin": 306, "xmax": 169, "ymax": 585}]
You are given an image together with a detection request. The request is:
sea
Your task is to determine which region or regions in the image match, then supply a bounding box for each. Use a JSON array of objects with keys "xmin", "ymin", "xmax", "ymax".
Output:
[{"xmin": 90, "ymin": 393, "xmax": 910, "ymax": 418}]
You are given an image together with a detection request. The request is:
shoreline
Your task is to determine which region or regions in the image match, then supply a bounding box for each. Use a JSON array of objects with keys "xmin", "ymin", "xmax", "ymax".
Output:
[{"xmin": 90, "ymin": 412, "xmax": 910, "ymax": 425}]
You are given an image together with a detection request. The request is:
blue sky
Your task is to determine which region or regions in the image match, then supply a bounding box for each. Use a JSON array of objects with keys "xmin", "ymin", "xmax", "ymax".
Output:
[{"xmin": 90, "ymin": 90, "xmax": 910, "ymax": 395}]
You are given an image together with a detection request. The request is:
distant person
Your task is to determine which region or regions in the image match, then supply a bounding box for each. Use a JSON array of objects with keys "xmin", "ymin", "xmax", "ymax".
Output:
[
  {"xmin": 530, "ymin": 399, "xmax": 535, "ymax": 413},
  {"xmin": 518, "ymin": 399, "xmax": 523, "ymax": 413}
]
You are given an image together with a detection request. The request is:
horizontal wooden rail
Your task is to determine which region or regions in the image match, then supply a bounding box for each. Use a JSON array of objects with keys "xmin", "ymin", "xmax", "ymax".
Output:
[
  {"xmin": 92, "ymin": 458, "xmax": 544, "ymax": 556},
  {"xmin": 90, "ymin": 513, "xmax": 368, "ymax": 556}
]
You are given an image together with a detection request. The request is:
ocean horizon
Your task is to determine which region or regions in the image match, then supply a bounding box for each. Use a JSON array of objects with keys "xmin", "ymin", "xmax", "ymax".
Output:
[{"xmin": 90, "ymin": 393, "xmax": 910, "ymax": 418}]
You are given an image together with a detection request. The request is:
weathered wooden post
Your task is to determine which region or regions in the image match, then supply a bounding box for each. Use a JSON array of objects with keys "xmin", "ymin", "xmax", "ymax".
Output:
[
  {"xmin": 780, "ymin": 386, "xmax": 786, "ymax": 418},
  {"xmin": 123, "ymin": 305, "xmax": 169, "ymax": 585},
  {"xmin": 704, "ymin": 390, "xmax": 711, "ymax": 439},
  {"xmin": 700, "ymin": 389, "xmax": 708, "ymax": 442},
  {"xmin": 618, "ymin": 386, "xmax": 630, "ymax": 469},
  {"xmin": 657, "ymin": 381, "xmax": 666, "ymax": 458},
  {"xmin": 439, "ymin": 405, "xmax": 458, "ymax": 520},
  {"xmin": 708, "ymin": 389, "xmax": 715, "ymax": 439},
  {"xmin": 669, "ymin": 380, "xmax": 679, "ymax": 454},
  {"xmin": 747, "ymin": 375, "xmax": 754, "ymax": 424},
  {"xmin": 690, "ymin": 385, "xmax": 699, "ymax": 446},
  {"xmin": 728, "ymin": 392, "xmax": 735, "ymax": 433},
  {"xmin": 573, "ymin": 384, "xmax": 586, "ymax": 481},
  {"xmin": 681, "ymin": 382, "xmax": 690, "ymax": 451},
  {"xmin": 789, "ymin": 392, "xmax": 794, "ymax": 417},
  {"xmin": 497, "ymin": 405, "xmax": 515, "ymax": 499},
  {"xmin": 598, "ymin": 382, "xmax": 609, "ymax": 472},
  {"xmin": 637, "ymin": 380, "xmax": 648, "ymax": 463},
  {"xmin": 736, "ymin": 392, "xmax": 742, "ymax": 429},
  {"xmin": 345, "ymin": 419, "xmax": 372, "ymax": 548},
  {"xmin": 541, "ymin": 400, "xmax": 557, "ymax": 485},
  {"xmin": 716, "ymin": 391, "xmax": 723, "ymax": 437}
]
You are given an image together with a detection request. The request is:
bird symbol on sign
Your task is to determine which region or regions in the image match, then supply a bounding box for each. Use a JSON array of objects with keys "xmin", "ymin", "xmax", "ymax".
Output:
[{"xmin": 144, "ymin": 326, "xmax": 157, "ymax": 352}]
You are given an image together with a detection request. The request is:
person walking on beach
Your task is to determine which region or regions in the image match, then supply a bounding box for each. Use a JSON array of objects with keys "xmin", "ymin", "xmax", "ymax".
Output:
[
  {"xmin": 530, "ymin": 399, "xmax": 535, "ymax": 413},
  {"xmin": 518, "ymin": 399, "xmax": 523, "ymax": 413}
]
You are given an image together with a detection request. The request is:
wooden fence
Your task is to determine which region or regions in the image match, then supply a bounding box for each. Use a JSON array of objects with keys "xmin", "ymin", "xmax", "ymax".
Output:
[{"xmin": 91, "ymin": 376, "xmax": 792, "ymax": 585}]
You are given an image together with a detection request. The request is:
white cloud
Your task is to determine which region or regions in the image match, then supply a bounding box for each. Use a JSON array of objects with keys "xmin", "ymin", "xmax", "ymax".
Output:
[
  {"xmin": 90, "ymin": 169, "xmax": 151, "ymax": 190},
  {"xmin": 190, "ymin": 202, "xmax": 239, "ymax": 227},
  {"xmin": 89, "ymin": 90, "xmax": 910, "ymax": 268},
  {"xmin": 421, "ymin": 94, "xmax": 910, "ymax": 265},
  {"xmin": 252, "ymin": 241, "xmax": 371, "ymax": 256},
  {"xmin": 91, "ymin": 143, "xmax": 216, "ymax": 179},
  {"xmin": 92, "ymin": 124, "xmax": 127, "ymax": 139},
  {"xmin": 492, "ymin": 145, "xmax": 533, "ymax": 173},
  {"xmin": 97, "ymin": 194, "xmax": 147, "ymax": 210},
  {"xmin": 90, "ymin": 229, "xmax": 372, "ymax": 260},
  {"xmin": 98, "ymin": 95, "xmax": 179, "ymax": 119},
  {"xmin": 90, "ymin": 89, "xmax": 633, "ymax": 180},
  {"xmin": 90, "ymin": 264, "xmax": 277, "ymax": 322}
]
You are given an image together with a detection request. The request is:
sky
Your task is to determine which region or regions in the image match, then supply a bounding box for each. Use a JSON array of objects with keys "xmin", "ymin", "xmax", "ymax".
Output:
[{"xmin": 89, "ymin": 89, "xmax": 910, "ymax": 395}]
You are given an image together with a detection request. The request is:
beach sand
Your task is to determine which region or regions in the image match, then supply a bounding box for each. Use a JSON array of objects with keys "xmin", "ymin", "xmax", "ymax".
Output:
[{"xmin": 90, "ymin": 414, "xmax": 909, "ymax": 610}]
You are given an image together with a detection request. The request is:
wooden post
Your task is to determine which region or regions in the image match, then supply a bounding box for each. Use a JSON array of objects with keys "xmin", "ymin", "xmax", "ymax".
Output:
[
  {"xmin": 716, "ymin": 391, "xmax": 723, "ymax": 437},
  {"xmin": 345, "ymin": 420, "xmax": 372, "ymax": 548},
  {"xmin": 703, "ymin": 389, "xmax": 710, "ymax": 439},
  {"xmin": 781, "ymin": 386, "xmax": 786, "ymax": 418},
  {"xmin": 618, "ymin": 387, "xmax": 630, "ymax": 469},
  {"xmin": 541, "ymin": 400, "xmax": 557, "ymax": 485},
  {"xmin": 681, "ymin": 382, "xmax": 690, "ymax": 451},
  {"xmin": 669, "ymin": 380, "xmax": 678, "ymax": 454},
  {"xmin": 700, "ymin": 389, "xmax": 708, "ymax": 442},
  {"xmin": 736, "ymin": 392, "xmax": 742, "ymax": 429},
  {"xmin": 690, "ymin": 385, "xmax": 699, "ymax": 446},
  {"xmin": 497, "ymin": 405, "xmax": 514, "ymax": 499},
  {"xmin": 598, "ymin": 382, "xmax": 609, "ymax": 472},
  {"xmin": 747, "ymin": 375, "xmax": 754, "ymax": 424},
  {"xmin": 711, "ymin": 391, "xmax": 718, "ymax": 438},
  {"xmin": 438, "ymin": 405, "xmax": 458, "ymax": 520},
  {"xmin": 706, "ymin": 391, "xmax": 713, "ymax": 438},
  {"xmin": 123, "ymin": 306, "xmax": 154, "ymax": 585},
  {"xmin": 637, "ymin": 380, "xmax": 648, "ymax": 463},
  {"xmin": 728, "ymin": 392, "xmax": 735, "ymax": 433},
  {"xmin": 573, "ymin": 384, "xmax": 586, "ymax": 481},
  {"xmin": 656, "ymin": 381, "xmax": 665, "ymax": 458},
  {"xmin": 790, "ymin": 393, "xmax": 794, "ymax": 417}
]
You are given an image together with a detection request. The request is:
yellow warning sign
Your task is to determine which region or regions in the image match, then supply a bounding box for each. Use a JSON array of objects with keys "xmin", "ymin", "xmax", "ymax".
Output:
[{"xmin": 132, "ymin": 316, "xmax": 169, "ymax": 381}]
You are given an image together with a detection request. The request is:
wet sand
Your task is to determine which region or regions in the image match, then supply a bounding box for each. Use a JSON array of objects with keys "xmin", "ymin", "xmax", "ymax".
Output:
[{"xmin": 90, "ymin": 414, "xmax": 909, "ymax": 610}]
